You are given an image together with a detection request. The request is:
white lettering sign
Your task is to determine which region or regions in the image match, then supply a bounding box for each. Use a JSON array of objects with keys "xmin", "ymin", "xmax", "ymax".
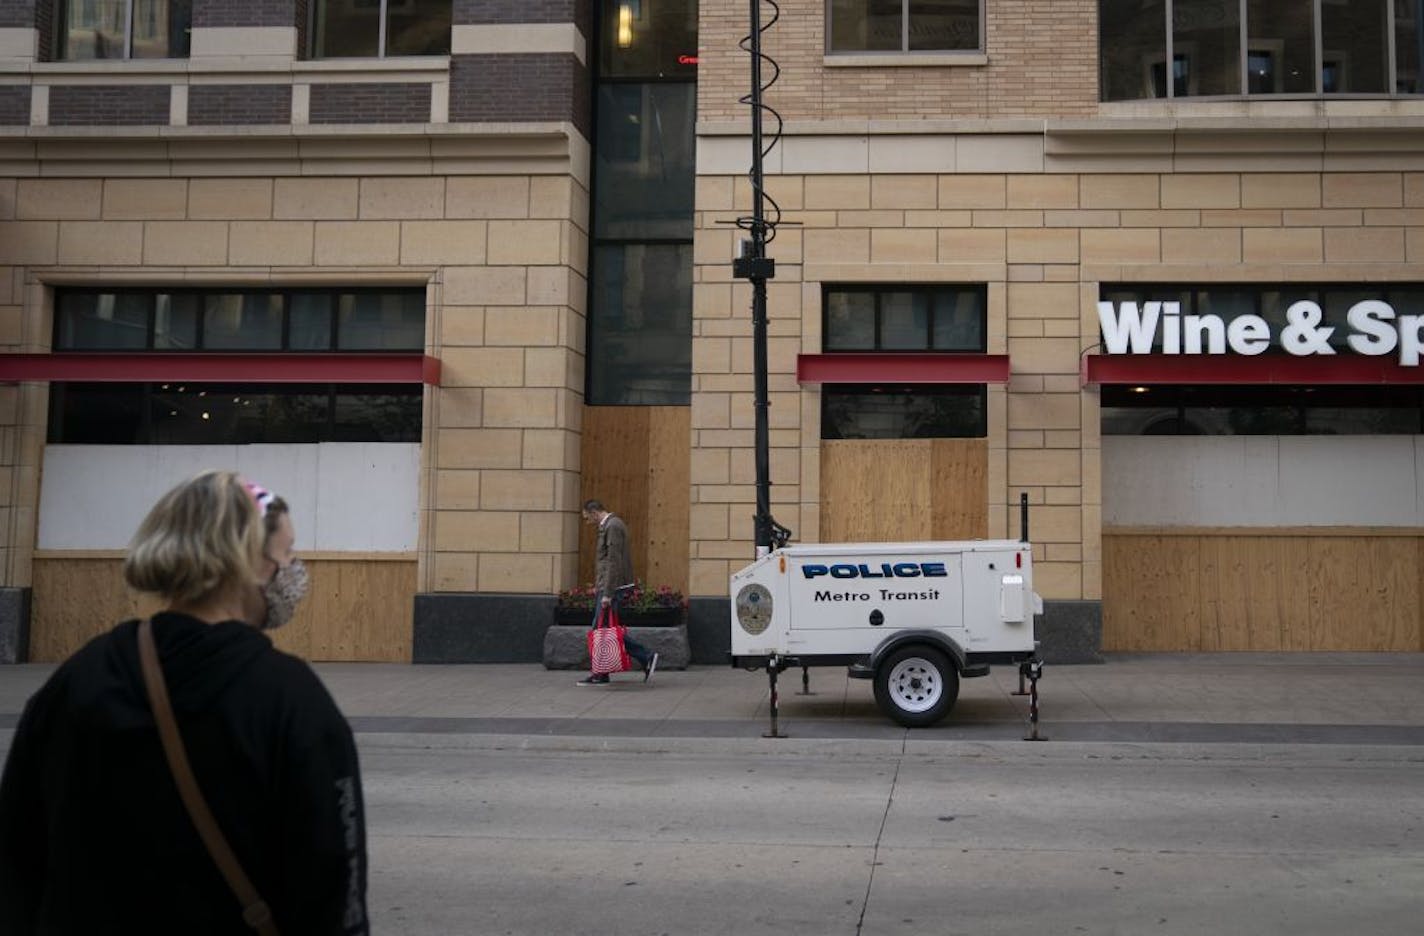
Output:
[{"xmin": 1098, "ymin": 299, "xmax": 1421, "ymax": 365}]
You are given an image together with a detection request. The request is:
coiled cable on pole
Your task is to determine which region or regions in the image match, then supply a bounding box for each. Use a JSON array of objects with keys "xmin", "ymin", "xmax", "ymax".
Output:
[{"xmin": 735, "ymin": 0, "xmax": 783, "ymax": 249}]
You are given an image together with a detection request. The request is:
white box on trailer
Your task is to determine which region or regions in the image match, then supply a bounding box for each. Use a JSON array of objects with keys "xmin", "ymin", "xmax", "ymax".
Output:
[{"xmin": 730, "ymin": 540, "xmax": 1042, "ymax": 726}]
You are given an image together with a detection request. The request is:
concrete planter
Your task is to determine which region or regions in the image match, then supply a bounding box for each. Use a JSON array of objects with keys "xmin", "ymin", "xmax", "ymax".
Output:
[{"xmin": 542, "ymin": 621, "xmax": 692, "ymax": 670}]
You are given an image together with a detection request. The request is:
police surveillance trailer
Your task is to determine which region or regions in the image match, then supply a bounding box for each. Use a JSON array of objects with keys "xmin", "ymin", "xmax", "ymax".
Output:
[{"xmin": 730, "ymin": 498, "xmax": 1044, "ymax": 730}]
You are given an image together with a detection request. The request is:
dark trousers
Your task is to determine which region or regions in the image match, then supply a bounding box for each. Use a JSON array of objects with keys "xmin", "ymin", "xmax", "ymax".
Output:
[{"xmin": 592, "ymin": 591, "xmax": 650, "ymax": 667}]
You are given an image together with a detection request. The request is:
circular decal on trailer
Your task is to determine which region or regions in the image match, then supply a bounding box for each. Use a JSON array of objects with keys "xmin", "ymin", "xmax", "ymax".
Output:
[{"xmin": 736, "ymin": 583, "xmax": 773, "ymax": 635}]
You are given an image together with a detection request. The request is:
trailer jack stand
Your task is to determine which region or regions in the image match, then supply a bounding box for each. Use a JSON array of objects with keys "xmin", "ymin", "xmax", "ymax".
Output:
[
  {"xmin": 797, "ymin": 664, "xmax": 814, "ymax": 696},
  {"xmin": 1021, "ymin": 660, "xmax": 1047, "ymax": 742},
  {"xmin": 763, "ymin": 657, "xmax": 788, "ymax": 738}
]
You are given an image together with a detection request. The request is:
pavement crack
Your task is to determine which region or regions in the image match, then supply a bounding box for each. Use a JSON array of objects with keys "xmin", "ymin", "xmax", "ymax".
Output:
[{"xmin": 855, "ymin": 733, "xmax": 907, "ymax": 935}]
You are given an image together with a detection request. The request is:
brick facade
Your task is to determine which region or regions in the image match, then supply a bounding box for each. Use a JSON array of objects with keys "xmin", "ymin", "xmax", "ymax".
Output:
[
  {"xmin": 189, "ymin": 84, "xmax": 292, "ymax": 125},
  {"xmin": 192, "ymin": 0, "xmax": 296, "ymax": 28},
  {"xmin": 449, "ymin": 53, "xmax": 590, "ymax": 138},
  {"xmin": 453, "ymin": 0, "xmax": 585, "ymax": 25},
  {"xmin": 309, "ymin": 82, "xmax": 432, "ymax": 124},
  {"xmin": 0, "ymin": 86, "xmax": 29, "ymax": 124},
  {"xmin": 698, "ymin": 0, "xmax": 1098, "ymax": 122},
  {"xmin": 48, "ymin": 85, "xmax": 169, "ymax": 126},
  {"xmin": 0, "ymin": 0, "xmax": 34, "ymax": 28}
]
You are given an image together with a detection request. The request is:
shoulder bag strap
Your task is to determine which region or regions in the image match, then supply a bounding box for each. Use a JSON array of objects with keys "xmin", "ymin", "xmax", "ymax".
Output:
[{"xmin": 137, "ymin": 619, "xmax": 280, "ymax": 936}]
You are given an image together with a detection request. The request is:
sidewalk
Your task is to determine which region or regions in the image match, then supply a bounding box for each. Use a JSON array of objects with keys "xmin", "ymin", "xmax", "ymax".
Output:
[{"xmin": 7, "ymin": 653, "xmax": 1418, "ymax": 746}]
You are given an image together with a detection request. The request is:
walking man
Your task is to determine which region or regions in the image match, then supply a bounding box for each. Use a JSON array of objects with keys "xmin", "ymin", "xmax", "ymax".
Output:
[{"xmin": 577, "ymin": 499, "xmax": 658, "ymax": 686}]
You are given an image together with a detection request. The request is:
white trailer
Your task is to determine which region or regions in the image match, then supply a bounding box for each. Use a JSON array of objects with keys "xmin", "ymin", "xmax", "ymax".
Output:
[{"xmin": 729, "ymin": 534, "xmax": 1043, "ymax": 728}]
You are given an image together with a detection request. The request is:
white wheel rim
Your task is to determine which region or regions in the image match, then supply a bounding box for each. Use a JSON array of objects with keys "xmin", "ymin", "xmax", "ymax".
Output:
[{"xmin": 887, "ymin": 657, "xmax": 943, "ymax": 714}]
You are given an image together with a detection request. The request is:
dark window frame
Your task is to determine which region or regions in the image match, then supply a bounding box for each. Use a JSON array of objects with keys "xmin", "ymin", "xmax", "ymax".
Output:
[
  {"xmin": 1101, "ymin": 383, "xmax": 1424, "ymax": 435},
  {"xmin": 57, "ymin": 0, "xmax": 193, "ymax": 61},
  {"xmin": 307, "ymin": 0, "xmax": 452, "ymax": 59},
  {"xmin": 826, "ymin": 0, "xmax": 986, "ymax": 55},
  {"xmin": 1100, "ymin": 0, "xmax": 1418, "ymax": 101},
  {"xmin": 585, "ymin": 0, "xmax": 699, "ymax": 406},
  {"xmin": 48, "ymin": 381, "xmax": 424, "ymax": 445},
  {"xmin": 53, "ymin": 287, "xmax": 425, "ymax": 353},
  {"xmin": 822, "ymin": 284, "xmax": 988, "ymax": 352},
  {"xmin": 821, "ymin": 382, "xmax": 988, "ymax": 439}
]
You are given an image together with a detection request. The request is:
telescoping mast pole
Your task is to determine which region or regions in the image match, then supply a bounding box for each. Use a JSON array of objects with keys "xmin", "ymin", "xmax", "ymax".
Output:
[
  {"xmin": 734, "ymin": 0, "xmax": 776, "ymax": 559},
  {"xmin": 733, "ymin": 0, "xmax": 792, "ymax": 738}
]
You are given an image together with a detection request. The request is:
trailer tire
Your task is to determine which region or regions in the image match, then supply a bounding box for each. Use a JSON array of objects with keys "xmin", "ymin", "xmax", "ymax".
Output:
[{"xmin": 873, "ymin": 645, "xmax": 959, "ymax": 728}]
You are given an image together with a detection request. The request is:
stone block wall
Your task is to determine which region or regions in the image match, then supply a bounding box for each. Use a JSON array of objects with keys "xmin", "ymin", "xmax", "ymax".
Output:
[
  {"xmin": 690, "ymin": 151, "xmax": 1424, "ymax": 605},
  {"xmin": 0, "ymin": 159, "xmax": 590, "ymax": 602}
]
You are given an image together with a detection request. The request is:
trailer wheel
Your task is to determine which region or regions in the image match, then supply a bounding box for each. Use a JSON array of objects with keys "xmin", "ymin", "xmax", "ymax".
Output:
[{"xmin": 873, "ymin": 645, "xmax": 959, "ymax": 728}]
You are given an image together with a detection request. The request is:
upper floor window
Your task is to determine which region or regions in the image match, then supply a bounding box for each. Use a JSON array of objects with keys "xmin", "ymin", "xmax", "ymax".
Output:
[
  {"xmin": 824, "ymin": 285, "xmax": 986, "ymax": 352},
  {"xmin": 828, "ymin": 0, "xmax": 983, "ymax": 54},
  {"xmin": 61, "ymin": 0, "xmax": 191, "ymax": 60},
  {"xmin": 1101, "ymin": 0, "xmax": 1424, "ymax": 101},
  {"xmin": 311, "ymin": 0, "xmax": 451, "ymax": 58},
  {"xmin": 54, "ymin": 288, "xmax": 425, "ymax": 352}
]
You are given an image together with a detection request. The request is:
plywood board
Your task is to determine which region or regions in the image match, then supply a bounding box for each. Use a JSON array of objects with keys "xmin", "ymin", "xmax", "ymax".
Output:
[
  {"xmin": 578, "ymin": 406, "xmax": 690, "ymax": 596},
  {"xmin": 1105, "ymin": 532, "xmax": 1422, "ymax": 652},
  {"xmin": 930, "ymin": 439, "xmax": 989, "ymax": 540},
  {"xmin": 1103, "ymin": 536, "xmax": 1202, "ymax": 651},
  {"xmin": 821, "ymin": 439, "xmax": 988, "ymax": 544},
  {"xmin": 31, "ymin": 556, "xmax": 415, "ymax": 663}
]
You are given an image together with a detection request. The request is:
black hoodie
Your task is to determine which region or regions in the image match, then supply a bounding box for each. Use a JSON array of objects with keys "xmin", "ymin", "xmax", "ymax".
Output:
[{"xmin": 0, "ymin": 612, "xmax": 368, "ymax": 935}]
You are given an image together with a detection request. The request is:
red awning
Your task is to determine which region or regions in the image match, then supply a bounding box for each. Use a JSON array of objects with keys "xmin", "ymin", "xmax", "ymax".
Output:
[
  {"xmin": 1082, "ymin": 354, "xmax": 1424, "ymax": 386},
  {"xmin": 0, "ymin": 353, "xmax": 442, "ymax": 385},
  {"xmin": 797, "ymin": 353, "xmax": 1010, "ymax": 385}
]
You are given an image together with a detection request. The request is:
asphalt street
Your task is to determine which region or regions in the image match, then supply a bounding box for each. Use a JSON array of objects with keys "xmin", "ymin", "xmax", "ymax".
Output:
[
  {"xmin": 359, "ymin": 735, "xmax": 1424, "ymax": 936},
  {"xmin": 3, "ymin": 655, "xmax": 1423, "ymax": 934}
]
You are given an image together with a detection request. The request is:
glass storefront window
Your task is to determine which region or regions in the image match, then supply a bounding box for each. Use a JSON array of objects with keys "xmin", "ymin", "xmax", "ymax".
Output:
[
  {"xmin": 1322, "ymin": 0, "xmax": 1389, "ymax": 93},
  {"xmin": 203, "ymin": 294, "xmax": 284, "ymax": 350},
  {"xmin": 49, "ymin": 382, "xmax": 421, "ymax": 444},
  {"xmin": 1103, "ymin": 1, "xmax": 1419, "ymax": 99},
  {"xmin": 55, "ymin": 293, "xmax": 149, "ymax": 350},
  {"xmin": 55, "ymin": 289, "xmax": 424, "ymax": 352},
  {"xmin": 1104, "ymin": 385, "xmax": 1424, "ymax": 435},
  {"xmin": 825, "ymin": 292, "xmax": 877, "ymax": 350},
  {"xmin": 594, "ymin": 83, "xmax": 696, "ymax": 241},
  {"xmin": 289, "ymin": 294, "xmax": 334, "ymax": 350},
  {"xmin": 822, "ymin": 385, "xmax": 986, "ymax": 439},
  {"xmin": 1101, "ymin": 0, "xmax": 1168, "ymax": 101},
  {"xmin": 589, "ymin": 1, "xmax": 697, "ymax": 404},
  {"xmin": 337, "ymin": 292, "xmax": 425, "ymax": 350},
  {"xmin": 1397, "ymin": 0, "xmax": 1424, "ymax": 92},
  {"xmin": 152, "ymin": 293, "xmax": 198, "ymax": 350},
  {"xmin": 829, "ymin": 0, "xmax": 982, "ymax": 53},
  {"xmin": 824, "ymin": 286, "xmax": 987, "ymax": 351},
  {"xmin": 1175, "ymin": 0, "xmax": 1242, "ymax": 96},
  {"xmin": 588, "ymin": 244, "xmax": 694, "ymax": 405},
  {"xmin": 312, "ymin": 0, "xmax": 450, "ymax": 58},
  {"xmin": 1246, "ymin": 0, "xmax": 1314, "ymax": 94},
  {"xmin": 600, "ymin": 0, "xmax": 699, "ymax": 79},
  {"xmin": 63, "ymin": 0, "xmax": 191, "ymax": 60},
  {"xmin": 878, "ymin": 293, "xmax": 930, "ymax": 349}
]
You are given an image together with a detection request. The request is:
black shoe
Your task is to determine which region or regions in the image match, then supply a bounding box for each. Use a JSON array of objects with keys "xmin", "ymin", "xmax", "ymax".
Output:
[
  {"xmin": 643, "ymin": 652, "xmax": 659, "ymax": 683},
  {"xmin": 577, "ymin": 674, "xmax": 610, "ymax": 686}
]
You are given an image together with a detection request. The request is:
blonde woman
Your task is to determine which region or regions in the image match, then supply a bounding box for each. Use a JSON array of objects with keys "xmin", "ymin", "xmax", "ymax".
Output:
[{"xmin": 0, "ymin": 470, "xmax": 367, "ymax": 934}]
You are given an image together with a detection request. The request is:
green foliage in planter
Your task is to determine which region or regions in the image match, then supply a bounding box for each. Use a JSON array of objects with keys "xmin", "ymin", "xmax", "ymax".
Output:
[{"xmin": 556, "ymin": 580, "xmax": 687, "ymax": 613}]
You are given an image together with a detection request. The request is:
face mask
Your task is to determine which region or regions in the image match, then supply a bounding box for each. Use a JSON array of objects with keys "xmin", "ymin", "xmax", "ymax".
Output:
[{"xmin": 261, "ymin": 557, "xmax": 309, "ymax": 630}]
